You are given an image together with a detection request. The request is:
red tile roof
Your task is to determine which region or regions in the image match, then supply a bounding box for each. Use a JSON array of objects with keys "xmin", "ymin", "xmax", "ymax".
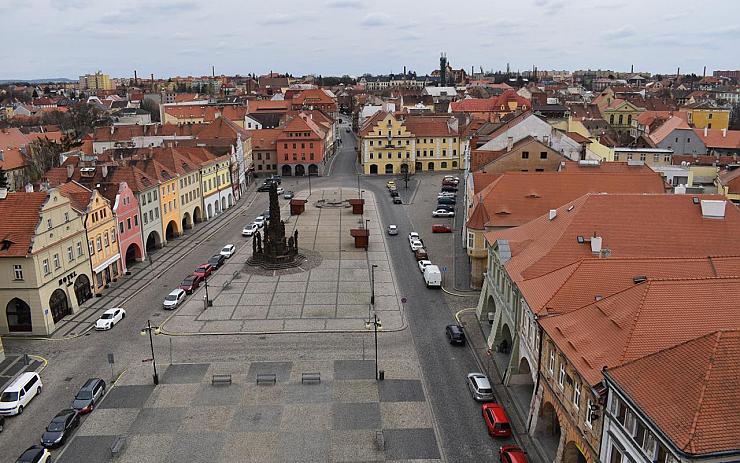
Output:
[
  {"xmin": 57, "ymin": 181, "xmax": 93, "ymax": 213},
  {"xmin": 693, "ymin": 128, "xmax": 740, "ymax": 150},
  {"xmin": 649, "ymin": 115, "xmax": 691, "ymax": 144},
  {"xmin": 246, "ymin": 99, "xmax": 290, "ymax": 113},
  {"xmin": 403, "ymin": 115, "xmax": 458, "ymax": 137},
  {"xmin": 359, "ymin": 111, "xmax": 391, "ymax": 137},
  {"xmin": 607, "ymin": 329, "xmax": 740, "ymax": 456},
  {"xmin": 0, "ymin": 128, "xmax": 63, "ymax": 171},
  {"xmin": 468, "ymin": 171, "xmax": 665, "ymax": 230},
  {"xmin": 247, "ymin": 129, "xmax": 282, "ymax": 151},
  {"xmin": 0, "ymin": 191, "xmax": 48, "ymax": 257}
]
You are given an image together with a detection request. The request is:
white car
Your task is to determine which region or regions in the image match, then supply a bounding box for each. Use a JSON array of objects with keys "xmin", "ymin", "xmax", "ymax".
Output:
[
  {"xmin": 163, "ymin": 289, "xmax": 186, "ymax": 310},
  {"xmin": 220, "ymin": 244, "xmax": 236, "ymax": 258},
  {"xmin": 242, "ymin": 223, "xmax": 259, "ymax": 237},
  {"xmin": 438, "ymin": 192, "xmax": 456, "ymax": 198},
  {"xmin": 387, "ymin": 225, "xmax": 398, "ymax": 235},
  {"xmin": 254, "ymin": 216, "xmax": 266, "ymax": 228},
  {"xmin": 433, "ymin": 209, "xmax": 455, "ymax": 217},
  {"xmin": 410, "ymin": 239, "xmax": 424, "ymax": 251},
  {"xmin": 276, "ymin": 187, "xmax": 284, "ymax": 194},
  {"xmin": 418, "ymin": 259, "xmax": 432, "ymax": 273},
  {"xmin": 408, "ymin": 232, "xmax": 420, "ymax": 246},
  {"xmin": 95, "ymin": 307, "xmax": 126, "ymax": 330}
]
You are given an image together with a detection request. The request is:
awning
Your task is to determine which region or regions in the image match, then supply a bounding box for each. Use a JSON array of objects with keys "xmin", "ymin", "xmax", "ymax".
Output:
[{"xmin": 93, "ymin": 253, "xmax": 121, "ymax": 274}]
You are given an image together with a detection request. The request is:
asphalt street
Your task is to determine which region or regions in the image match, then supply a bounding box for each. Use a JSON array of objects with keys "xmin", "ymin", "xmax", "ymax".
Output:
[{"xmin": 0, "ymin": 119, "xmax": 521, "ymax": 462}]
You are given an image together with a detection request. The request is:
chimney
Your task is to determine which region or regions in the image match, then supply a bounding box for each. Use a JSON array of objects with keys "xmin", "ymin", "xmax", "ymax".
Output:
[
  {"xmin": 110, "ymin": 126, "xmax": 115, "ymax": 135},
  {"xmin": 548, "ymin": 209, "xmax": 557, "ymax": 220},
  {"xmin": 102, "ymin": 165, "xmax": 108, "ymax": 178},
  {"xmin": 704, "ymin": 126, "xmax": 708, "ymax": 137},
  {"xmin": 66, "ymin": 164, "xmax": 74, "ymax": 179},
  {"xmin": 722, "ymin": 128, "xmax": 727, "ymax": 138},
  {"xmin": 590, "ymin": 234, "xmax": 602, "ymax": 254},
  {"xmin": 506, "ymin": 136, "xmax": 514, "ymax": 152},
  {"xmin": 0, "ymin": 187, "xmax": 7, "ymax": 199}
]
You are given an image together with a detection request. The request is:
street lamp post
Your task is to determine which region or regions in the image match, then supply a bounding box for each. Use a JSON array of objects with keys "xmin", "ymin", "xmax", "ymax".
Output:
[
  {"xmin": 307, "ymin": 172, "xmax": 312, "ymax": 195},
  {"xmin": 365, "ymin": 314, "xmax": 382, "ymax": 380},
  {"xmin": 204, "ymin": 277, "xmax": 212, "ymax": 307},
  {"xmin": 370, "ymin": 264, "xmax": 378, "ymax": 306},
  {"xmin": 140, "ymin": 320, "xmax": 159, "ymax": 385}
]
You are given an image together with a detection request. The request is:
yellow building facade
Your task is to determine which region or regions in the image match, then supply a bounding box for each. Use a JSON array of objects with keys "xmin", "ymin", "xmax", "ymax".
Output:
[
  {"xmin": 684, "ymin": 106, "xmax": 730, "ymax": 130},
  {"xmin": 78, "ymin": 72, "xmax": 113, "ymax": 91},
  {"xmin": 85, "ymin": 191, "xmax": 122, "ymax": 294}
]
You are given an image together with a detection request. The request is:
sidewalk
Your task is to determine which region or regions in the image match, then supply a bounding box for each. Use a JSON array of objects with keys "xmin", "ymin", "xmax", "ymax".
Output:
[
  {"xmin": 459, "ymin": 310, "xmax": 549, "ymax": 463},
  {"xmin": 0, "ymin": 354, "xmax": 45, "ymax": 391}
]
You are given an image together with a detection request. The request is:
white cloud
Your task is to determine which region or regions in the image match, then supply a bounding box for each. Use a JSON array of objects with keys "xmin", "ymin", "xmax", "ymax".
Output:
[{"xmin": 360, "ymin": 12, "xmax": 392, "ymax": 27}]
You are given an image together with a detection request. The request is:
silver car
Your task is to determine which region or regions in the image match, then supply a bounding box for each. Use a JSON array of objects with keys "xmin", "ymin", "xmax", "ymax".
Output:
[{"xmin": 467, "ymin": 373, "xmax": 495, "ymax": 402}]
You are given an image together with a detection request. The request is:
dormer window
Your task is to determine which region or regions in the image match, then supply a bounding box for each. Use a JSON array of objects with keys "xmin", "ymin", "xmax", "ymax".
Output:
[{"xmin": 1, "ymin": 239, "xmax": 12, "ymax": 251}]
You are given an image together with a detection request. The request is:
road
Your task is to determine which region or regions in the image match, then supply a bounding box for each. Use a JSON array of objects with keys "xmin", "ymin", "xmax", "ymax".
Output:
[{"xmin": 0, "ymin": 118, "xmax": 519, "ymax": 462}]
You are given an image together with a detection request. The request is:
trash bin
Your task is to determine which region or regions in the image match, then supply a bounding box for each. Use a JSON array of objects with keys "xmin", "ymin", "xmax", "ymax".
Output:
[{"xmin": 378, "ymin": 370, "xmax": 385, "ymax": 381}]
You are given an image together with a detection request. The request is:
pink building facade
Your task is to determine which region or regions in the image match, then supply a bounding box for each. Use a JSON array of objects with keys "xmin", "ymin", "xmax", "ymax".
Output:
[{"xmin": 111, "ymin": 181, "xmax": 146, "ymax": 272}]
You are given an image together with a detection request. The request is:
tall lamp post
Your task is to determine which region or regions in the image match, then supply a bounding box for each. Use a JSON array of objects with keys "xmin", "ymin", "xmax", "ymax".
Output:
[
  {"xmin": 370, "ymin": 264, "xmax": 378, "ymax": 306},
  {"xmin": 140, "ymin": 320, "xmax": 160, "ymax": 385},
  {"xmin": 365, "ymin": 314, "xmax": 382, "ymax": 380},
  {"xmin": 204, "ymin": 277, "xmax": 212, "ymax": 307}
]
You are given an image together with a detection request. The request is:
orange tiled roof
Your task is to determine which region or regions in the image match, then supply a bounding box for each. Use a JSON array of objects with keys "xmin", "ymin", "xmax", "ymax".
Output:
[
  {"xmin": 0, "ymin": 128, "xmax": 62, "ymax": 170},
  {"xmin": 607, "ymin": 329, "xmax": 740, "ymax": 456},
  {"xmin": 164, "ymin": 105, "xmax": 207, "ymax": 119},
  {"xmin": 649, "ymin": 115, "xmax": 691, "ymax": 144},
  {"xmin": 468, "ymin": 171, "xmax": 665, "ymax": 230},
  {"xmin": 359, "ymin": 111, "xmax": 390, "ymax": 137},
  {"xmin": 0, "ymin": 191, "xmax": 48, "ymax": 257},
  {"xmin": 57, "ymin": 181, "xmax": 93, "ymax": 213},
  {"xmin": 247, "ymin": 129, "xmax": 282, "ymax": 150},
  {"xmin": 403, "ymin": 115, "xmax": 457, "ymax": 137},
  {"xmin": 693, "ymin": 128, "xmax": 740, "ymax": 150}
]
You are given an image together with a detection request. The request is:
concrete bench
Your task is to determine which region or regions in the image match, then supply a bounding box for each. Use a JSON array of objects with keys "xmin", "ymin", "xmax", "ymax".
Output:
[
  {"xmin": 110, "ymin": 436, "xmax": 126, "ymax": 457},
  {"xmin": 301, "ymin": 372, "xmax": 321, "ymax": 384},
  {"xmin": 375, "ymin": 431, "xmax": 385, "ymax": 451},
  {"xmin": 211, "ymin": 374, "xmax": 232, "ymax": 386},
  {"xmin": 256, "ymin": 373, "xmax": 277, "ymax": 385}
]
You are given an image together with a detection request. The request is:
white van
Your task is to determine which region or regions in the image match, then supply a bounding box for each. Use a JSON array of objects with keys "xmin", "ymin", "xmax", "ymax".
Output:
[
  {"xmin": 423, "ymin": 265, "xmax": 442, "ymax": 288},
  {"xmin": 0, "ymin": 372, "xmax": 42, "ymax": 416}
]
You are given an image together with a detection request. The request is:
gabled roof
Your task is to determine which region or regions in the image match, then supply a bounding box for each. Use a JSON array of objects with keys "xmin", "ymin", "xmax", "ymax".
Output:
[
  {"xmin": 196, "ymin": 116, "xmax": 250, "ymax": 142},
  {"xmin": 403, "ymin": 115, "xmax": 457, "ymax": 137},
  {"xmin": 607, "ymin": 329, "xmax": 740, "ymax": 456},
  {"xmin": 57, "ymin": 181, "xmax": 93, "ymax": 213},
  {"xmin": 246, "ymin": 129, "xmax": 282, "ymax": 151},
  {"xmin": 693, "ymin": 129, "xmax": 740, "ymax": 150},
  {"xmin": 0, "ymin": 191, "xmax": 48, "ymax": 257},
  {"xmin": 359, "ymin": 111, "xmax": 391, "ymax": 137},
  {"xmin": 649, "ymin": 115, "xmax": 691, "ymax": 144}
]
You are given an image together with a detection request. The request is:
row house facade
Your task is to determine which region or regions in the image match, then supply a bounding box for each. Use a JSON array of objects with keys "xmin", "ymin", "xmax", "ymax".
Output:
[
  {"xmin": 476, "ymin": 194, "xmax": 740, "ymax": 463},
  {"xmin": 276, "ymin": 114, "xmax": 328, "ymax": 177},
  {"xmin": 0, "ymin": 189, "xmax": 94, "ymax": 335}
]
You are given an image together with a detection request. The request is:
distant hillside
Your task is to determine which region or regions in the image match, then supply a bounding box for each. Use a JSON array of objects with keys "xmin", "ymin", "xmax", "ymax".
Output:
[{"xmin": 0, "ymin": 78, "xmax": 76, "ymax": 84}]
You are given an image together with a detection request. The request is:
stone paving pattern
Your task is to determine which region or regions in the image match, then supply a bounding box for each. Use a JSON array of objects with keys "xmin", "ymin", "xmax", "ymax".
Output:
[
  {"xmin": 60, "ymin": 360, "xmax": 441, "ymax": 463},
  {"xmin": 163, "ymin": 188, "xmax": 403, "ymax": 334}
]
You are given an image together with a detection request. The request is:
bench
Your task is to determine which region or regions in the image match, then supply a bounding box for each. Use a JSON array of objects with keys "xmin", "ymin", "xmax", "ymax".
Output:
[
  {"xmin": 375, "ymin": 431, "xmax": 385, "ymax": 451},
  {"xmin": 110, "ymin": 436, "xmax": 126, "ymax": 457},
  {"xmin": 301, "ymin": 372, "xmax": 321, "ymax": 384},
  {"xmin": 211, "ymin": 374, "xmax": 232, "ymax": 386},
  {"xmin": 256, "ymin": 373, "xmax": 277, "ymax": 385}
]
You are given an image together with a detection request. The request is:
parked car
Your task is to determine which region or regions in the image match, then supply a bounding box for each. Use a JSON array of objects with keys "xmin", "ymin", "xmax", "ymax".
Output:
[
  {"xmin": 254, "ymin": 216, "xmax": 266, "ymax": 228},
  {"xmin": 432, "ymin": 224, "xmax": 453, "ymax": 233},
  {"xmin": 393, "ymin": 197, "xmax": 402, "ymax": 204},
  {"xmin": 257, "ymin": 183, "xmax": 272, "ymax": 192},
  {"xmin": 417, "ymin": 259, "xmax": 432, "ymax": 273},
  {"xmin": 242, "ymin": 223, "xmax": 259, "ymax": 236},
  {"xmin": 95, "ymin": 308, "xmax": 126, "ymax": 331},
  {"xmin": 467, "ymin": 373, "xmax": 495, "ymax": 402},
  {"xmin": 283, "ymin": 190, "xmax": 294, "ymax": 200},
  {"xmin": 438, "ymin": 196, "xmax": 456, "ymax": 205},
  {"xmin": 387, "ymin": 225, "xmax": 398, "ymax": 235},
  {"xmin": 71, "ymin": 378, "xmax": 106, "ymax": 414},
  {"xmin": 345, "ymin": 127, "xmax": 350, "ymax": 133},
  {"xmin": 15, "ymin": 445, "xmax": 50, "ymax": 463},
  {"xmin": 438, "ymin": 191, "xmax": 457, "ymax": 198},
  {"xmin": 410, "ymin": 239, "xmax": 424, "ymax": 251},
  {"xmin": 0, "ymin": 372, "xmax": 42, "ymax": 416},
  {"xmin": 268, "ymin": 175, "xmax": 282, "ymax": 184},
  {"xmin": 263, "ymin": 209, "xmax": 271, "ymax": 220},
  {"xmin": 276, "ymin": 187, "xmax": 284, "ymax": 195},
  {"xmin": 436, "ymin": 204, "xmax": 455, "ymax": 212},
  {"xmin": 390, "ymin": 190, "xmax": 399, "ymax": 197},
  {"xmin": 386, "ymin": 181, "xmax": 396, "ymax": 189},
  {"xmin": 179, "ymin": 275, "xmax": 202, "ymax": 294},
  {"xmin": 40, "ymin": 409, "xmax": 80, "ymax": 448},
  {"xmin": 500, "ymin": 445, "xmax": 528, "ymax": 463},
  {"xmin": 408, "ymin": 232, "xmax": 421, "ymax": 246},
  {"xmin": 443, "ymin": 175, "xmax": 460, "ymax": 183},
  {"xmin": 220, "ymin": 244, "xmax": 236, "ymax": 258},
  {"xmin": 414, "ymin": 248, "xmax": 429, "ymax": 260},
  {"xmin": 433, "ymin": 209, "xmax": 455, "ymax": 217},
  {"xmin": 445, "ymin": 325, "xmax": 465, "ymax": 345},
  {"xmin": 482, "ymin": 403, "xmax": 512, "ymax": 438},
  {"xmin": 208, "ymin": 254, "xmax": 226, "ymax": 269},
  {"xmin": 441, "ymin": 185, "xmax": 458, "ymax": 192},
  {"xmin": 163, "ymin": 288, "xmax": 187, "ymax": 310},
  {"xmin": 193, "ymin": 264, "xmax": 214, "ymax": 279}
]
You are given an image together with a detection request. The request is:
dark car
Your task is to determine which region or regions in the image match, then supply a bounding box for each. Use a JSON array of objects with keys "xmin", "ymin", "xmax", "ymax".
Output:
[
  {"xmin": 268, "ymin": 175, "xmax": 282, "ymax": 185},
  {"xmin": 263, "ymin": 210, "xmax": 271, "ymax": 220},
  {"xmin": 393, "ymin": 197, "xmax": 402, "ymax": 204},
  {"xmin": 441, "ymin": 185, "xmax": 458, "ymax": 192},
  {"xmin": 257, "ymin": 183, "xmax": 272, "ymax": 192},
  {"xmin": 446, "ymin": 324, "xmax": 466, "ymax": 345},
  {"xmin": 208, "ymin": 254, "xmax": 226, "ymax": 269},
  {"xmin": 72, "ymin": 378, "xmax": 106, "ymax": 414},
  {"xmin": 15, "ymin": 445, "xmax": 50, "ymax": 463},
  {"xmin": 436, "ymin": 204, "xmax": 455, "ymax": 212},
  {"xmin": 179, "ymin": 275, "xmax": 202, "ymax": 294},
  {"xmin": 390, "ymin": 190, "xmax": 399, "ymax": 197},
  {"xmin": 41, "ymin": 409, "xmax": 79, "ymax": 448},
  {"xmin": 193, "ymin": 264, "xmax": 214, "ymax": 279}
]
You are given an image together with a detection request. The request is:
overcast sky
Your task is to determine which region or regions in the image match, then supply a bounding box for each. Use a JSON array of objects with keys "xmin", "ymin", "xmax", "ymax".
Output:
[{"xmin": 1, "ymin": 0, "xmax": 738, "ymax": 80}]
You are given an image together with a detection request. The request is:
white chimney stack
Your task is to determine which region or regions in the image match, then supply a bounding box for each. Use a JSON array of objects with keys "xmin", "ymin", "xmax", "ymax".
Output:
[
  {"xmin": 0, "ymin": 187, "xmax": 8, "ymax": 199},
  {"xmin": 24, "ymin": 183, "xmax": 33, "ymax": 192},
  {"xmin": 102, "ymin": 165, "xmax": 108, "ymax": 178},
  {"xmin": 548, "ymin": 209, "xmax": 557, "ymax": 220},
  {"xmin": 507, "ymin": 137, "xmax": 514, "ymax": 152},
  {"xmin": 591, "ymin": 235, "xmax": 603, "ymax": 254},
  {"xmin": 704, "ymin": 126, "xmax": 708, "ymax": 137},
  {"xmin": 67, "ymin": 164, "xmax": 74, "ymax": 179},
  {"xmin": 722, "ymin": 128, "xmax": 727, "ymax": 138}
]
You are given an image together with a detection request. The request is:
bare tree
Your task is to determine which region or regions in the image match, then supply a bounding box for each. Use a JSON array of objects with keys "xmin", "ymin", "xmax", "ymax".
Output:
[{"xmin": 25, "ymin": 137, "xmax": 63, "ymax": 183}]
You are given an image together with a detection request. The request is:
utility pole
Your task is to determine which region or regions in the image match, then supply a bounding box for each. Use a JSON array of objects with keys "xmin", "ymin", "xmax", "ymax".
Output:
[{"xmin": 140, "ymin": 320, "xmax": 159, "ymax": 385}]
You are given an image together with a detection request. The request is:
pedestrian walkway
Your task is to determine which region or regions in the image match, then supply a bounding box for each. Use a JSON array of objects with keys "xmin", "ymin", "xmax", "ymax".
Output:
[
  {"xmin": 161, "ymin": 188, "xmax": 404, "ymax": 335},
  {"xmin": 0, "ymin": 354, "xmax": 44, "ymax": 392},
  {"xmin": 459, "ymin": 310, "xmax": 548, "ymax": 463}
]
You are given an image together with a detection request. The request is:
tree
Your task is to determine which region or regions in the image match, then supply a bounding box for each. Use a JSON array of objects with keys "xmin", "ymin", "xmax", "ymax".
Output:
[
  {"xmin": 0, "ymin": 167, "xmax": 8, "ymax": 189},
  {"xmin": 141, "ymin": 98, "xmax": 161, "ymax": 122},
  {"xmin": 68, "ymin": 102, "xmax": 108, "ymax": 137},
  {"xmin": 25, "ymin": 137, "xmax": 63, "ymax": 183}
]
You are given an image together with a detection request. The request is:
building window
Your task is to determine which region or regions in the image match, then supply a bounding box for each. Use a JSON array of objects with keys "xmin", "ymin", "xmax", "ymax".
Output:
[
  {"xmin": 67, "ymin": 246, "xmax": 74, "ymax": 261},
  {"xmin": 77, "ymin": 242, "xmax": 83, "ymax": 257},
  {"xmin": 47, "ymin": 218, "xmax": 52, "ymax": 229},
  {"xmin": 664, "ymin": 154, "xmax": 671, "ymax": 162},
  {"xmin": 467, "ymin": 232, "xmax": 474, "ymax": 249},
  {"xmin": 13, "ymin": 264, "xmax": 23, "ymax": 280},
  {"xmin": 640, "ymin": 153, "xmax": 646, "ymax": 161},
  {"xmin": 119, "ymin": 222, "xmax": 124, "ymax": 233},
  {"xmin": 64, "ymin": 212, "xmax": 69, "ymax": 222},
  {"xmin": 53, "ymin": 253, "xmax": 60, "ymax": 269},
  {"xmin": 43, "ymin": 259, "xmax": 50, "ymax": 275},
  {"xmin": 558, "ymin": 363, "xmax": 565, "ymax": 388},
  {"xmin": 609, "ymin": 444, "xmax": 623, "ymax": 463},
  {"xmin": 111, "ymin": 228, "xmax": 116, "ymax": 242},
  {"xmin": 540, "ymin": 152, "xmax": 548, "ymax": 159},
  {"xmin": 134, "ymin": 215, "xmax": 138, "ymax": 226},
  {"xmin": 96, "ymin": 237, "xmax": 102, "ymax": 251},
  {"xmin": 610, "ymin": 114, "xmax": 615, "ymax": 124},
  {"xmin": 104, "ymin": 233, "xmax": 110, "ymax": 247},
  {"xmin": 143, "ymin": 214, "xmax": 148, "ymax": 224},
  {"xmin": 614, "ymin": 153, "xmax": 620, "ymax": 161},
  {"xmin": 548, "ymin": 348, "xmax": 555, "ymax": 373},
  {"xmin": 572, "ymin": 382, "xmax": 581, "ymax": 408},
  {"xmin": 585, "ymin": 399, "xmax": 594, "ymax": 427},
  {"xmin": 522, "ymin": 151, "xmax": 529, "ymax": 159},
  {"xmin": 653, "ymin": 153, "xmax": 660, "ymax": 162}
]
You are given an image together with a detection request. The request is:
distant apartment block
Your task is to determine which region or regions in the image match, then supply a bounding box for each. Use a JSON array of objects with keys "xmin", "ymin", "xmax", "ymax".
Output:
[{"xmin": 79, "ymin": 71, "xmax": 114, "ymax": 91}]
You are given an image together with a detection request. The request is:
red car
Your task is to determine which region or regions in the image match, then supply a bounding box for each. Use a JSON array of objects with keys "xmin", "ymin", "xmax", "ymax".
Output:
[
  {"xmin": 482, "ymin": 403, "xmax": 512, "ymax": 438},
  {"xmin": 179, "ymin": 275, "xmax": 202, "ymax": 294},
  {"xmin": 193, "ymin": 264, "xmax": 214, "ymax": 279},
  {"xmin": 432, "ymin": 224, "xmax": 452, "ymax": 233},
  {"xmin": 500, "ymin": 445, "xmax": 528, "ymax": 463}
]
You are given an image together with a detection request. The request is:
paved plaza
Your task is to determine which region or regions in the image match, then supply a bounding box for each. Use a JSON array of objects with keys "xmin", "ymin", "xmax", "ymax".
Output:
[
  {"xmin": 162, "ymin": 188, "xmax": 404, "ymax": 334},
  {"xmin": 58, "ymin": 358, "xmax": 442, "ymax": 463}
]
